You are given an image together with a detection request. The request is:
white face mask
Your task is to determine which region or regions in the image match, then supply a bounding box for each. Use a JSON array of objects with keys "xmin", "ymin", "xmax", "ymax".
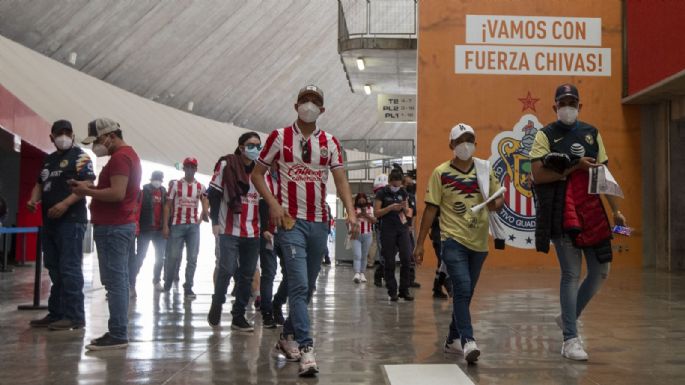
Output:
[
  {"xmin": 297, "ymin": 102, "xmax": 321, "ymax": 123},
  {"xmin": 557, "ymin": 106, "xmax": 578, "ymax": 125},
  {"xmin": 54, "ymin": 135, "xmax": 73, "ymax": 151},
  {"xmin": 93, "ymin": 144, "xmax": 108, "ymax": 157},
  {"xmin": 389, "ymin": 185, "xmax": 401, "ymax": 193},
  {"xmin": 151, "ymin": 180, "xmax": 162, "ymax": 189},
  {"xmin": 92, "ymin": 136, "xmax": 111, "ymax": 157},
  {"xmin": 453, "ymin": 142, "xmax": 475, "ymax": 161}
]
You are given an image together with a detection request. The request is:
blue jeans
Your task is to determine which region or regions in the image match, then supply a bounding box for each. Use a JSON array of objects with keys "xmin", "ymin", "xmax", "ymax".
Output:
[
  {"xmin": 42, "ymin": 222, "xmax": 86, "ymax": 324},
  {"xmin": 259, "ymin": 236, "xmax": 278, "ymax": 314},
  {"xmin": 135, "ymin": 230, "xmax": 166, "ymax": 284},
  {"xmin": 165, "ymin": 224, "xmax": 200, "ymax": 291},
  {"xmin": 441, "ymin": 238, "xmax": 488, "ymax": 346},
  {"xmin": 553, "ymin": 235, "xmax": 610, "ymax": 340},
  {"xmin": 352, "ymin": 233, "xmax": 373, "ymax": 273},
  {"xmin": 212, "ymin": 235, "xmax": 260, "ymax": 317},
  {"xmin": 277, "ymin": 220, "xmax": 329, "ymax": 348},
  {"xmin": 94, "ymin": 223, "xmax": 136, "ymax": 340}
]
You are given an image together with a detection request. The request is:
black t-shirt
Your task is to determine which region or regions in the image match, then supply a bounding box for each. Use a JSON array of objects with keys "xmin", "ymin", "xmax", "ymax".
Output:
[
  {"xmin": 38, "ymin": 146, "xmax": 96, "ymax": 224},
  {"xmin": 375, "ymin": 186, "xmax": 408, "ymax": 230}
]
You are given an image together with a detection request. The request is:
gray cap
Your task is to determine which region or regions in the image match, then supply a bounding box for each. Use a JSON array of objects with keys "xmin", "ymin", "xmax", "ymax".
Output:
[
  {"xmin": 151, "ymin": 171, "xmax": 164, "ymax": 181},
  {"xmin": 82, "ymin": 118, "xmax": 120, "ymax": 144},
  {"xmin": 297, "ymin": 85, "xmax": 324, "ymax": 104}
]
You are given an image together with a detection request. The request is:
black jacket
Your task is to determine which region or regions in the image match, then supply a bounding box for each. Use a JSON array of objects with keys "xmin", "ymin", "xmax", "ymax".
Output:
[{"xmin": 139, "ymin": 183, "xmax": 167, "ymax": 232}]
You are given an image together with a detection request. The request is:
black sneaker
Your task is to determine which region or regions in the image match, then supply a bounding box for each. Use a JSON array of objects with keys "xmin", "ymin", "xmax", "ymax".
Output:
[
  {"xmin": 389, "ymin": 294, "xmax": 399, "ymax": 302},
  {"xmin": 184, "ymin": 289, "xmax": 197, "ymax": 300},
  {"xmin": 231, "ymin": 315, "xmax": 254, "ymax": 332},
  {"xmin": 262, "ymin": 312, "xmax": 277, "ymax": 329},
  {"xmin": 207, "ymin": 302, "xmax": 222, "ymax": 327},
  {"xmin": 410, "ymin": 282, "xmax": 421, "ymax": 288},
  {"xmin": 322, "ymin": 258, "xmax": 331, "ymax": 266},
  {"xmin": 86, "ymin": 333, "xmax": 128, "ymax": 350},
  {"xmin": 433, "ymin": 290, "xmax": 448, "ymax": 299},
  {"xmin": 273, "ymin": 306, "xmax": 285, "ymax": 326},
  {"xmin": 29, "ymin": 315, "xmax": 60, "ymax": 328},
  {"xmin": 48, "ymin": 319, "xmax": 85, "ymax": 331},
  {"xmin": 399, "ymin": 292, "xmax": 414, "ymax": 301}
]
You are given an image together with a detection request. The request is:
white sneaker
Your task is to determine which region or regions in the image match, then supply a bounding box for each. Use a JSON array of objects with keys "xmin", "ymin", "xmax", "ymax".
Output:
[
  {"xmin": 298, "ymin": 346, "xmax": 319, "ymax": 377},
  {"xmin": 360, "ymin": 273, "xmax": 367, "ymax": 283},
  {"xmin": 353, "ymin": 273, "xmax": 360, "ymax": 284},
  {"xmin": 561, "ymin": 337, "xmax": 588, "ymax": 361},
  {"xmin": 556, "ymin": 313, "xmax": 584, "ymax": 343},
  {"xmin": 274, "ymin": 335, "xmax": 301, "ymax": 362},
  {"xmin": 463, "ymin": 341, "xmax": 480, "ymax": 363},
  {"xmin": 443, "ymin": 339, "xmax": 461, "ymax": 354},
  {"xmin": 153, "ymin": 282, "xmax": 164, "ymax": 291}
]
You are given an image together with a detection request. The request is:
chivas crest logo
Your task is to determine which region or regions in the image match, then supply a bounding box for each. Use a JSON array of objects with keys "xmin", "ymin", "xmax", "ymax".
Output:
[{"xmin": 489, "ymin": 114, "xmax": 543, "ymax": 249}]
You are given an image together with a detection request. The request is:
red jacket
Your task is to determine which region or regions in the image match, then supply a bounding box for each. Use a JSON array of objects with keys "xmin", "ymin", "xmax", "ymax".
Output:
[{"xmin": 562, "ymin": 170, "xmax": 612, "ymax": 247}]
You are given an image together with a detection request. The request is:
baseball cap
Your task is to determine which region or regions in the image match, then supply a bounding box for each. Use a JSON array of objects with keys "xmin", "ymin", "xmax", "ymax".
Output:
[
  {"xmin": 51, "ymin": 119, "xmax": 73, "ymax": 134},
  {"xmin": 555, "ymin": 83, "xmax": 580, "ymax": 101},
  {"xmin": 82, "ymin": 118, "xmax": 120, "ymax": 144},
  {"xmin": 151, "ymin": 171, "xmax": 164, "ymax": 181},
  {"xmin": 373, "ymin": 173, "xmax": 388, "ymax": 192},
  {"xmin": 449, "ymin": 123, "xmax": 476, "ymax": 142},
  {"xmin": 183, "ymin": 157, "xmax": 198, "ymax": 167},
  {"xmin": 297, "ymin": 85, "xmax": 324, "ymax": 104}
]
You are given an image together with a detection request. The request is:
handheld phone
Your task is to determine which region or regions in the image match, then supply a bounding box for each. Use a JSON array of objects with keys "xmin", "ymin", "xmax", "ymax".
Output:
[{"xmin": 612, "ymin": 225, "xmax": 632, "ymax": 236}]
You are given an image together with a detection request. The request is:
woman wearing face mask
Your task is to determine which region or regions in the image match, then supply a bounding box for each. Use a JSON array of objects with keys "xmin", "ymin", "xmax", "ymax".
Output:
[
  {"xmin": 413, "ymin": 123, "xmax": 505, "ymax": 363},
  {"xmin": 374, "ymin": 169, "xmax": 414, "ymax": 301},
  {"xmin": 207, "ymin": 132, "xmax": 266, "ymax": 331},
  {"xmin": 350, "ymin": 193, "xmax": 376, "ymax": 284}
]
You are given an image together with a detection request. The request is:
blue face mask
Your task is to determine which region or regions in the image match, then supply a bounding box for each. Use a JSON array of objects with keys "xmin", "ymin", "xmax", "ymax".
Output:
[{"xmin": 244, "ymin": 147, "xmax": 260, "ymax": 161}]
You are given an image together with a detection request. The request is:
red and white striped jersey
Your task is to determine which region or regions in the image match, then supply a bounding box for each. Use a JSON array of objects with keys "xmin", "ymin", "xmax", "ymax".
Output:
[
  {"xmin": 210, "ymin": 162, "xmax": 279, "ymax": 237},
  {"xmin": 168, "ymin": 179, "xmax": 206, "ymax": 225},
  {"xmin": 258, "ymin": 122, "xmax": 343, "ymax": 223},
  {"xmin": 355, "ymin": 206, "xmax": 374, "ymax": 234}
]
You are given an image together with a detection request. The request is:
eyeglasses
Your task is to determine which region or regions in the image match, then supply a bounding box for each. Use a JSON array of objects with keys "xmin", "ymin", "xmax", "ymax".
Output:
[
  {"xmin": 245, "ymin": 143, "xmax": 262, "ymax": 151},
  {"xmin": 300, "ymin": 138, "xmax": 311, "ymax": 162}
]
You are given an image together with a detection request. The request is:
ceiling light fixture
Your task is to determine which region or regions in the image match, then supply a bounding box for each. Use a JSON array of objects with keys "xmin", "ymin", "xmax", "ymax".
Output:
[
  {"xmin": 356, "ymin": 58, "xmax": 365, "ymax": 71},
  {"xmin": 363, "ymin": 84, "xmax": 372, "ymax": 95}
]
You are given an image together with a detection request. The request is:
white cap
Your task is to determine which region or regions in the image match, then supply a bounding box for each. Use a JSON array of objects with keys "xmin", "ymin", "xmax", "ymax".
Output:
[
  {"xmin": 449, "ymin": 123, "xmax": 475, "ymax": 141},
  {"xmin": 373, "ymin": 173, "xmax": 388, "ymax": 192}
]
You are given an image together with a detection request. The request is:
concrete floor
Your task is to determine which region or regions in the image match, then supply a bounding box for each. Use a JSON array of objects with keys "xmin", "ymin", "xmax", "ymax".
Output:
[{"xmin": 1, "ymin": 234, "xmax": 684, "ymax": 384}]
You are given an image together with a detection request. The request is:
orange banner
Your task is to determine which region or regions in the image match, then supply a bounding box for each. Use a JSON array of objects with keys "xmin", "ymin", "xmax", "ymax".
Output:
[{"xmin": 417, "ymin": 0, "xmax": 642, "ymax": 267}]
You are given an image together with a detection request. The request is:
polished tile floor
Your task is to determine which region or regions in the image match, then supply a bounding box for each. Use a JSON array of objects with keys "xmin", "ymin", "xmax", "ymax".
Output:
[{"xmin": 1, "ymin": 233, "xmax": 684, "ymax": 384}]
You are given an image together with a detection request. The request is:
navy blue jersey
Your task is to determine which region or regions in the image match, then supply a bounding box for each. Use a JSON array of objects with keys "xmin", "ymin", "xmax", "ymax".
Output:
[{"xmin": 37, "ymin": 146, "xmax": 96, "ymax": 224}]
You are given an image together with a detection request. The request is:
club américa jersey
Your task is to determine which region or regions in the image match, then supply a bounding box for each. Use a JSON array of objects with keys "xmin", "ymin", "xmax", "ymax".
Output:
[{"xmin": 258, "ymin": 122, "xmax": 343, "ymax": 222}]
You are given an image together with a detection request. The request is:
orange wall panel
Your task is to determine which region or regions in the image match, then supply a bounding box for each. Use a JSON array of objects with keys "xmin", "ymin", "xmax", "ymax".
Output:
[{"xmin": 417, "ymin": 0, "xmax": 642, "ymax": 267}]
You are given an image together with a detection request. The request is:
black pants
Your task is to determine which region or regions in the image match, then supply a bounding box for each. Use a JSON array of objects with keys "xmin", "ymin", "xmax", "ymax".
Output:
[{"xmin": 381, "ymin": 226, "xmax": 412, "ymax": 296}]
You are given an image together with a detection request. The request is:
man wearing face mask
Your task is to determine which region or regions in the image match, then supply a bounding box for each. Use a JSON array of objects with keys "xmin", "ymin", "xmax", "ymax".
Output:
[
  {"xmin": 72, "ymin": 118, "xmax": 141, "ymax": 350},
  {"xmin": 27, "ymin": 120, "xmax": 96, "ymax": 331},
  {"xmin": 162, "ymin": 157, "xmax": 209, "ymax": 298},
  {"xmin": 252, "ymin": 85, "xmax": 357, "ymax": 377},
  {"xmin": 413, "ymin": 123, "xmax": 504, "ymax": 363},
  {"xmin": 134, "ymin": 171, "xmax": 167, "ymax": 292},
  {"xmin": 530, "ymin": 84, "xmax": 626, "ymax": 361}
]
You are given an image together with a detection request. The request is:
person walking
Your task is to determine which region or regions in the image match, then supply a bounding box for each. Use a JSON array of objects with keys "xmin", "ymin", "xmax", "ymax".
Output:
[{"xmin": 350, "ymin": 193, "xmax": 375, "ymax": 284}]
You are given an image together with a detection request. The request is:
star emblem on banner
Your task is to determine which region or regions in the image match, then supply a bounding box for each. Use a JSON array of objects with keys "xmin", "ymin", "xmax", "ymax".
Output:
[{"xmin": 518, "ymin": 91, "xmax": 540, "ymax": 112}]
